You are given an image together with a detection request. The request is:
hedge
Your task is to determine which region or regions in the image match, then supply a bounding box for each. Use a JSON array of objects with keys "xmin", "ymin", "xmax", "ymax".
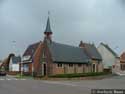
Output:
[{"xmin": 49, "ymin": 72, "xmax": 110, "ymax": 78}]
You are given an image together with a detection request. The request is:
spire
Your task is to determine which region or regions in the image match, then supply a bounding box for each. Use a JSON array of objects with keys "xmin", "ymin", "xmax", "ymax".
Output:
[
  {"xmin": 44, "ymin": 11, "xmax": 53, "ymax": 42},
  {"xmin": 44, "ymin": 11, "xmax": 52, "ymax": 35}
]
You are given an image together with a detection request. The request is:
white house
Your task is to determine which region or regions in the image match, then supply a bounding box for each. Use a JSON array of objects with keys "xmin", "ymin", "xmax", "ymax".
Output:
[
  {"xmin": 9, "ymin": 56, "xmax": 21, "ymax": 72},
  {"xmin": 97, "ymin": 43, "xmax": 118, "ymax": 72}
]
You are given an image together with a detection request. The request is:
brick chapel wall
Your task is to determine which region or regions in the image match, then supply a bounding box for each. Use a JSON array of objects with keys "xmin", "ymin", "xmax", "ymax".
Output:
[
  {"xmin": 98, "ymin": 63, "xmax": 103, "ymax": 72},
  {"xmin": 52, "ymin": 63, "xmax": 64, "ymax": 75},
  {"xmin": 66, "ymin": 64, "xmax": 74, "ymax": 74},
  {"xmin": 91, "ymin": 59, "xmax": 103, "ymax": 72},
  {"xmin": 76, "ymin": 64, "xmax": 84, "ymax": 73},
  {"xmin": 92, "ymin": 60, "xmax": 98, "ymax": 72},
  {"xmin": 51, "ymin": 62, "xmax": 103, "ymax": 75},
  {"xmin": 85, "ymin": 64, "xmax": 91, "ymax": 73},
  {"xmin": 33, "ymin": 42, "xmax": 44, "ymax": 73},
  {"xmin": 44, "ymin": 42, "xmax": 54, "ymax": 76},
  {"xmin": 51, "ymin": 63, "xmax": 93, "ymax": 75}
]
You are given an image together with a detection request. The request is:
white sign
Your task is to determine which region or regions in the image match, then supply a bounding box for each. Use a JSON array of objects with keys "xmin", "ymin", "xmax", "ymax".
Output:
[{"xmin": 22, "ymin": 55, "xmax": 31, "ymax": 61}]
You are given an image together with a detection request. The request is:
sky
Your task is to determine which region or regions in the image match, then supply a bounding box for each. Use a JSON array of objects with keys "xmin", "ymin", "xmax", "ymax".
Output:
[{"xmin": 0, "ymin": 0, "xmax": 125, "ymax": 60}]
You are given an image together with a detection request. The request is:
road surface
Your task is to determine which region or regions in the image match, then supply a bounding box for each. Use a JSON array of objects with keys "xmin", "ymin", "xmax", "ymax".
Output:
[{"xmin": 0, "ymin": 75, "xmax": 125, "ymax": 94}]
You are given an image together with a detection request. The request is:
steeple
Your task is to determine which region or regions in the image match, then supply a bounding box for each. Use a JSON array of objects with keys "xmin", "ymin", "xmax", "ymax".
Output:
[{"xmin": 44, "ymin": 11, "xmax": 53, "ymax": 41}]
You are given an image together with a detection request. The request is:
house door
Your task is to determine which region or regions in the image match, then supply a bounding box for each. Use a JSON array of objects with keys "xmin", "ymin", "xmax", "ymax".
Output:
[
  {"xmin": 43, "ymin": 64, "xmax": 46, "ymax": 76},
  {"xmin": 92, "ymin": 64, "xmax": 96, "ymax": 72}
]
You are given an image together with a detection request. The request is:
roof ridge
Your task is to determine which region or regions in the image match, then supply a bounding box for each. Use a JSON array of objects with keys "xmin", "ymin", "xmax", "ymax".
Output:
[
  {"xmin": 23, "ymin": 41, "xmax": 42, "ymax": 56},
  {"xmin": 52, "ymin": 41, "xmax": 80, "ymax": 49},
  {"xmin": 101, "ymin": 43, "xmax": 118, "ymax": 57},
  {"xmin": 80, "ymin": 42, "xmax": 102, "ymax": 60}
]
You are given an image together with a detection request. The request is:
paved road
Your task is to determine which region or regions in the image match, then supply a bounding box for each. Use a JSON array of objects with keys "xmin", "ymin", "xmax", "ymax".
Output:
[{"xmin": 0, "ymin": 75, "xmax": 125, "ymax": 94}]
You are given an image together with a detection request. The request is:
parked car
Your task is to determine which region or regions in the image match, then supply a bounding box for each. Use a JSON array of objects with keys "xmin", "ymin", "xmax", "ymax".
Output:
[
  {"xmin": 0, "ymin": 66, "xmax": 6, "ymax": 76},
  {"xmin": 0, "ymin": 71, "xmax": 6, "ymax": 76}
]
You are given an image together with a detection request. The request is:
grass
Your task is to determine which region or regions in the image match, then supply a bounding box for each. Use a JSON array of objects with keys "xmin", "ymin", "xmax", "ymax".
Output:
[{"xmin": 15, "ymin": 74, "xmax": 33, "ymax": 79}]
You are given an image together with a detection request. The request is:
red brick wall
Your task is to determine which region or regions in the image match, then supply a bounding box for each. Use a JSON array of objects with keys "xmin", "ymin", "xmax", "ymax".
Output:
[
  {"xmin": 33, "ymin": 42, "xmax": 44, "ymax": 73},
  {"xmin": 52, "ymin": 63, "xmax": 64, "ymax": 75},
  {"xmin": 29, "ymin": 63, "xmax": 32, "ymax": 73},
  {"xmin": 44, "ymin": 41, "xmax": 53, "ymax": 76},
  {"xmin": 20, "ymin": 63, "xmax": 32, "ymax": 75}
]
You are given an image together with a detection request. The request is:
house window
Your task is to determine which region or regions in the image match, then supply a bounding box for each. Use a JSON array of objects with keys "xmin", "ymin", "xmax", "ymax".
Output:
[
  {"xmin": 23, "ymin": 64, "xmax": 29, "ymax": 72},
  {"xmin": 57, "ymin": 64, "xmax": 63, "ymax": 68},
  {"xmin": 42, "ymin": 51, "xmax": 46, "ymax": 58},
  {"xmin": 121, "ymin": 64, "xmax": 125, "ymax": 71},
  {"xmin": 42, "ymin": 62, "xmax": 46, "ymax": 64},
  {"xmin": 78, "ymin": 64, "xmax": 82, "ymax": 67},
  {"xmin": 69, "ymin": 64, "xmax": 73, "ymax": 67}
]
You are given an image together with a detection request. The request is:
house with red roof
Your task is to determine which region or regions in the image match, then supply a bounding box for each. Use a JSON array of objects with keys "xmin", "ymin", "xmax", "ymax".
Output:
[
  {"xmin": 120, "ymin": 52, "xmax": 125, "ymax": 71},
  {"xmin": 111, "ymin": 52, "xmax": 125, "ymax": 75}
]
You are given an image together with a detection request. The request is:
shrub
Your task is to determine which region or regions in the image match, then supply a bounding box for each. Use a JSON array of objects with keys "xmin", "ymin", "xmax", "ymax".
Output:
[{"xmin": 49, "ymin": 72, "xmax": 110, "ymax": 78}]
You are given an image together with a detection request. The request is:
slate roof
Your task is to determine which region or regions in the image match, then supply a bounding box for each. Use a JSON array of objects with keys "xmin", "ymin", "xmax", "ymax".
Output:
[
  {"xmin": 23, "ymin": 41, "xmax": 41, "ymax": 57},
  {"xmin": 80, "ymin": 43, "xmax": 102, "ymax": 60},
  {"xmin": 11, "ymin": 56, "xmax": 21, "ymax": 64},
  {"xmin": 48, "ymin": 42, "xmax": 90, "ymax": 63},
  {"xmin": 100, "ymin": 43, "xmax": 118, "ymax": 57}
]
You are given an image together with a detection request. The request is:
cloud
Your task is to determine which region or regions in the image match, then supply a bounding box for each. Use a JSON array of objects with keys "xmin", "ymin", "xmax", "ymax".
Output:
[{"xmin": 0, "ymin": 0, "xmax": 125, "ymax": 59}]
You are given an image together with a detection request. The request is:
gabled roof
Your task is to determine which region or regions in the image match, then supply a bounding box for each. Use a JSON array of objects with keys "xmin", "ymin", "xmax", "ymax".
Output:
[
  {"xmin": 79, "ymin": 42, "xmax": 102, "ymax": 60},
  {"xmin": 100, "ymin": 43, "xmax": 118, "ymax": 57},
  {"xmin": 48, "ymin": 42, "xmax": 90, "ymax": 63},
  {"xmin": 11, "ymin": 56, "xmax": 21, "ymax": 64},
  {"xmin": 23, "ymin": 41, "xmax": 41, "ymax": 61}
]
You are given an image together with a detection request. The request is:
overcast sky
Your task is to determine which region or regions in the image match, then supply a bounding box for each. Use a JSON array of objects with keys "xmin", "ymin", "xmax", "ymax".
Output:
[{"xmin": 0, "ymin": 0, "xmax": 125, "ymax": 59}]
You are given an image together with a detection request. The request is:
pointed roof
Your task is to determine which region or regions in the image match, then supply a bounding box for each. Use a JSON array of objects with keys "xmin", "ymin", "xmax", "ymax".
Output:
[
  {"xmin": 44, "ymin": 16, "xmax": 52, "ymax": 34},
  {"xmin": 11, "ymin": 56, "xmax": 21, "ymax": 64},
  {"xmin": 100, "ymin": 43, "xmax": 118, "ymax": 57},
  {"xmin": 79, "ymin": 41, "xmax": 102, "ymax": 60},
  {"xmin": 23, "ymin": 41, "xmax": 42, "ymax": 61}
]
